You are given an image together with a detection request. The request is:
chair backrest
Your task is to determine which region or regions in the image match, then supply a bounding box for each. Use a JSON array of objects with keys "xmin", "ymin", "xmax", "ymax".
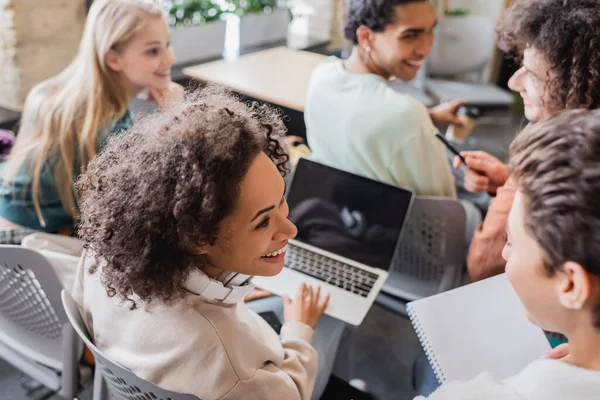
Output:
[
  {"xmin": 383, "ymin": 196, "xmax": 466, "ymax": 301},
  {"xmin": 61, "ymin": 290, "xmax": 201, "ymax": 400},
  {"xmin": 0, "ymin": 245, "xmax": 69, "ymax": 369}
]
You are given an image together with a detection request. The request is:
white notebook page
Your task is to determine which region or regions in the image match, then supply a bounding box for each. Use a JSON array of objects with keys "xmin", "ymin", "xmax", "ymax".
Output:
[{"xmin": 408, "ymin": 274, "xmax": 552, "ymax": 383}]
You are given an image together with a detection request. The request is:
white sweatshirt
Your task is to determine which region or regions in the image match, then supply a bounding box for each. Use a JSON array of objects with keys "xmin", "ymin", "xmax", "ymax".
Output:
[
  {"xmin": 72, "ymin": 252, "xmax": 318, "ymax": 400},
  {"xmin": 418, "ymin": 358, "xmax": 600, "ymax": 399}
]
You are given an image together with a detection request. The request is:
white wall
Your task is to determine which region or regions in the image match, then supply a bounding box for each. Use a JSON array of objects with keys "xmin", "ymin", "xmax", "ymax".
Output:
[
  {"xmin": 444, "ymin": 0, "xmax": 506, "ymax": 21},
  {"xmin": 288, "ymin": 0, "xmax": 335, "ymax": 41}
]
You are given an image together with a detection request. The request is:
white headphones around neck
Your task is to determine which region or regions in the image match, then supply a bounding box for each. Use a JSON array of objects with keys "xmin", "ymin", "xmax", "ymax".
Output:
[{"xmin": 185, "ymin": 271, "xmax": 255, "ymax": 304}]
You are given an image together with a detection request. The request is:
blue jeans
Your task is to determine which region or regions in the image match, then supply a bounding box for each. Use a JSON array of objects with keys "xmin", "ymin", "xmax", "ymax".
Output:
[
  {"xmin": 246, "ymin": 296, "xmax": 347, "ymax": 400},
  {"xmin": 413, "ymin": 351, "xmax": 440, "ymax": 397}
]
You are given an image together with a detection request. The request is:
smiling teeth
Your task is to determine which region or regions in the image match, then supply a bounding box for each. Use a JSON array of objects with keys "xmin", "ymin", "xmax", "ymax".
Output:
[{"xmin": 262, "ymin": 245, "xmax": 287, "ymax": 258}]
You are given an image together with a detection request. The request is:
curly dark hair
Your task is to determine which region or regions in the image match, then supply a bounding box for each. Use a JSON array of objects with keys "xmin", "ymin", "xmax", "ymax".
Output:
[
  {"xmin": 344, "ymin": 0, "xmax": 428, "ymax": 44},
  {"xmin": 76, "ymin": 85, "xmax": 289, "ymax": 307},
  {"xmin": 509, "ymin": 109, "xmax": 600, "ymax": 329},
  {"xmin": 497, "ymin": 0, "xmax": 600, "ymax": 111}
]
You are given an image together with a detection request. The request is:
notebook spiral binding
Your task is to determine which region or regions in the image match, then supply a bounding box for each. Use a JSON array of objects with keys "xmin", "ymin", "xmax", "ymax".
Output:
[{"xmin": 407, "ymin": 304, "xmax": 446, "ymax": 384}]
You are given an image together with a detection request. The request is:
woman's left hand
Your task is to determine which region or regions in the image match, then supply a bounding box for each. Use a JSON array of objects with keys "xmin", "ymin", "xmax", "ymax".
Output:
[
  {"xmin": 148, "ymin": 82, "xmax": 184, "ymax": 110},
  {"xmin": 429, "ymin": 98, "xmax": 469, "ymax": 125}
]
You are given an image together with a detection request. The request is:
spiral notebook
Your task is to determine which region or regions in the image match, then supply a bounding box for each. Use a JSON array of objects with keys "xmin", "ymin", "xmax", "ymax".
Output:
[{"xmin": 407, "ymin": 274, "xmax": 551, "ymax": 383}]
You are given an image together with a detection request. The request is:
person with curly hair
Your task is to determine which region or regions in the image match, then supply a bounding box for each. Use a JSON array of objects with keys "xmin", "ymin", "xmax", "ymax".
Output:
[
  {"xmin": 415, "ymin": 109, "xmax": 600, "ymax": 398},
  {"xmin": 305, "ymin": 0, "xmax": 484, "ymax": 246},
  {"xmin": 459, "ymin": 0, "xmax": 600, "ymax": 282},
  {"xmin": 71, "ymin": 86, "xmax": 347, "ymax": 400}
]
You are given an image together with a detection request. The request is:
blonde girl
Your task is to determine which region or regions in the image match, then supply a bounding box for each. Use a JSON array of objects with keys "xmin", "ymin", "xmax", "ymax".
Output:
[{"xmin": 0, "ymin": 0, "xmax": 181, "ymax": 243}]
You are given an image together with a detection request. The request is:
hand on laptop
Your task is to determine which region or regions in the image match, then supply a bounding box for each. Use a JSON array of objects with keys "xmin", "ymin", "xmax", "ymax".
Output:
[{"xmin": 283, "ymin": 283, "xmax": 330, "ymax": 329}]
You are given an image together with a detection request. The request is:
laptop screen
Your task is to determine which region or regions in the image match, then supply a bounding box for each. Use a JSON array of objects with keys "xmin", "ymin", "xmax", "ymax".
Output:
[{"xmin": 286, "ymin": 158, "xmax": 414, "ymax": 271}]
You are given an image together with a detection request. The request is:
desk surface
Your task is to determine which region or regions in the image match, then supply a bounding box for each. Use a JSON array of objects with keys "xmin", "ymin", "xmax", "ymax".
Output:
[{"xmin": 183, "ymin": 46, "xmax": 326, "ymax": 112}]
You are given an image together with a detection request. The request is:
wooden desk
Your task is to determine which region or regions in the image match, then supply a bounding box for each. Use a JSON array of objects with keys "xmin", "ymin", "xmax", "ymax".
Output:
[{"xmin": 183, "ymin": 47, "xmax": 326, "ymax": 112}]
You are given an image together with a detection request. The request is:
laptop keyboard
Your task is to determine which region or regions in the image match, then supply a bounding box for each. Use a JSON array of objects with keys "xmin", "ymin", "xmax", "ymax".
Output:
[{"xmin": 285, "ymin": 244, "xmax": 379, "ymax": 298}]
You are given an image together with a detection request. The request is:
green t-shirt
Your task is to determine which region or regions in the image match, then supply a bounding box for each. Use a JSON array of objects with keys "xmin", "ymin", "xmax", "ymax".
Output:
[
  {"xmin": 305, "ymin": 57, "xmax": 456, "ymax": 198},
  {"xmin": 0, "ymin": 110, "xmax": 133, "ymax": 232}
]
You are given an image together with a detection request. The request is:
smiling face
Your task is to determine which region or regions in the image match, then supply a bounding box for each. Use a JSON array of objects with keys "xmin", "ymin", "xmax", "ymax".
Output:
[
  {"xmin": 202, "ymin": 152, "xmax": 298, "ymax": 277},
  {"xmin": 105, "ymin": 16, "xmax": 175, "ymax": 96},
  {"xmin": 365, "ymin": 1, "xmax": 436, "ymax": 81},
  {"xmin": 508, "ymin": 46, "xmax": 555, "ymax": 122}
]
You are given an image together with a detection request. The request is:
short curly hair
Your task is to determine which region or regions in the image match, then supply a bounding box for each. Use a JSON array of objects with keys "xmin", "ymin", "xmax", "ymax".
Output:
[
  {"xmin": 76, "ymin": 85, "xmax": 289, "ymax": 307},
  {"xmin": 509, "ymin": 109, "xmax": 600, "ymax": 329},
  {"xmin": 497, "ymin": 0, "xmax": 600, "ymax": 111},
  {"xmin": 344, "ymin": 0, "xmax": 428, "ymax": 44}
]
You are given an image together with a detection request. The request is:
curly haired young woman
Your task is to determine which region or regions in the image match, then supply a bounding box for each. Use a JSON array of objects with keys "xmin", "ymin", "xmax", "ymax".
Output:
[
  {"xmin": 462, "ymin": 0, "xmax": 600, "ymax": 281},
  {"xmin": 72, "ymin": 86, "xmax": 346, "ymax": 400}
]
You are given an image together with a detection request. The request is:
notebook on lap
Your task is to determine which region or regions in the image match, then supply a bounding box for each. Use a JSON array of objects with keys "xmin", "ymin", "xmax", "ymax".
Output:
[{"xmin": 407, "ymin": 274, "xmax": 551, "ymax": 383}]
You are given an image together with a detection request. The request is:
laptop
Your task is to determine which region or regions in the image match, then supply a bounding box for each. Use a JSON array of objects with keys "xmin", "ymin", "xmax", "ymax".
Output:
[{"xmin": 253, "ymin": 158, "xmax": 414, "ymax": 325}]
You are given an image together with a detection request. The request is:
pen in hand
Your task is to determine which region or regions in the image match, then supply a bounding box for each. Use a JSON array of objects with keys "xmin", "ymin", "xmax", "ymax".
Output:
[{"xmin": 435, "ymin": 133, "xmax": 468, "ymax": 167}]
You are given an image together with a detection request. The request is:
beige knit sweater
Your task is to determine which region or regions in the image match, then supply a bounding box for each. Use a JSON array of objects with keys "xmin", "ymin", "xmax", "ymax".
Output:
[{"xmin": 72, "ymin": 252, "xmax": 318, "ymax": 400}]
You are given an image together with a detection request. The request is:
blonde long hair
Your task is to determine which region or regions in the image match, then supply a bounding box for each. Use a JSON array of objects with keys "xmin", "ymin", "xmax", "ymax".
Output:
[{"xmin": 2, "ymin": 0, "xmax": 164, "ymax": 227}]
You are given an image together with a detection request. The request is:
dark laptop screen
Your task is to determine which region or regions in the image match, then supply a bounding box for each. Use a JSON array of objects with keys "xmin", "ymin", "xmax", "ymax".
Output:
[{"xmin": 286, "ymin": 158, "xmax": 414, "ymax": 271}]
